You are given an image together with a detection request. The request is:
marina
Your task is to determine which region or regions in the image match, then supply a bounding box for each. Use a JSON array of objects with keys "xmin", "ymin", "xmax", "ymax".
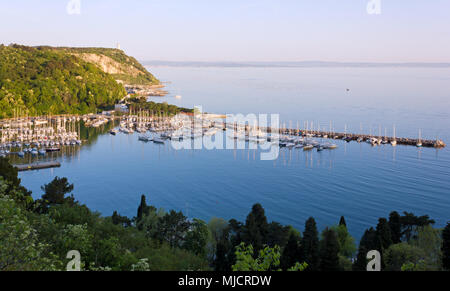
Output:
[{"xmin": 13, "ymin": 66, "xmax": 450, "ymax": 241}]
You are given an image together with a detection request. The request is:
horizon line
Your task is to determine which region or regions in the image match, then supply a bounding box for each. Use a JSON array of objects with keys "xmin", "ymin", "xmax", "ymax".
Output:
[{"xmin": 142, "ymin": 60, "xmax": 450, "ymax": 68}]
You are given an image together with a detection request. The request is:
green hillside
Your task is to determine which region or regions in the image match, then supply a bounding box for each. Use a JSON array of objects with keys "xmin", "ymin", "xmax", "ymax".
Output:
[
  {"xmin": 0, "ymin": 44, "xmax": 130, "ymax": 118},
  {"xmin": 48, "ymin": 46, "xmax": 160, "ymax": 85}
]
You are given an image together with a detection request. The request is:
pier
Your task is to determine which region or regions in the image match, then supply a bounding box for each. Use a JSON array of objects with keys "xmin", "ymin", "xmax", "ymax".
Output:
[
  {"xmin": 221, "ymin": 123, "xmax": 446, "ymax": 148},
  {"xmin": 15, "ymin": 161, "xmax": 61, "ymax": 172}
]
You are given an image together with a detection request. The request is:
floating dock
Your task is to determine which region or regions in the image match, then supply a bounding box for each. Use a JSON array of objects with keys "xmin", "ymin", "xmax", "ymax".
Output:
[{"xmin": 15, "ymin": 162, "xmax": 61, "ymax": 172}]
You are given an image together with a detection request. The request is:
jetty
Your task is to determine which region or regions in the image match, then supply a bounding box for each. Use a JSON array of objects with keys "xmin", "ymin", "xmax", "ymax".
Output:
[
  {"xmin": 15, "ymin": 161, "xmax": 61, "ymax": 172},
  {"xmin": 221, "ymin": 123, "xmax": 446, "ymax": 148}
]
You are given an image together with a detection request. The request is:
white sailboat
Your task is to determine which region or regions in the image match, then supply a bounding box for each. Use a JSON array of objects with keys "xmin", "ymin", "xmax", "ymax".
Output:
[
  {"xmin": 416, "ymin": 129, "xmax": 423, "ymax": 147},
  {"xmin": 391, "ymin": 125, "xmax": 397, "ymax": 147}
]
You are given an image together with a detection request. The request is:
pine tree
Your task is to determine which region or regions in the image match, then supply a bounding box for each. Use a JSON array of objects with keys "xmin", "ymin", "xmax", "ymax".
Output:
[
  {"xmin": 339, "ymin": 216, "xmax": 347, "ymax": 227},
  {"xmin": 243, "ymin": 203, "xmax": 269, "ymax": 252},
  {"xmin": 388, "ymin": 211, "xmax": 402, "ymax": 244},
  {"xmin": 376, "ymin": 218, "xmax": 393, "ymax": 250},
  {"xmin": 319, "ymin": 228, "xmax": 340, "ymax": 271},
  {"xmin": 280, "ymin": 232, "xmax": 302, "ymax": 270},
  {"xmin": 302, "ymin": 217, "xmax": 320, "ymax": 271},
  {"xmin": 442, "ymin": 222, "xmax": 450, "ymax": 270}
]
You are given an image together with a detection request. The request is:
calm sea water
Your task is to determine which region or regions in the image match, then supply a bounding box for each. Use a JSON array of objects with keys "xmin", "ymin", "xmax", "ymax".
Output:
[{"xmin": 19, "ymin": 67, "xmax": 450, "ymax": 240}]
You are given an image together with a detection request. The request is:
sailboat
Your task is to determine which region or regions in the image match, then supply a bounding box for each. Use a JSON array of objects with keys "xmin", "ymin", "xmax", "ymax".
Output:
[
  {"xmin": 391, "ymin": 125, "xmax": 397, "ymax": 147},
  {"xmin": 416, "ymin": 129, "xmax": 423, "ymax": 147}
]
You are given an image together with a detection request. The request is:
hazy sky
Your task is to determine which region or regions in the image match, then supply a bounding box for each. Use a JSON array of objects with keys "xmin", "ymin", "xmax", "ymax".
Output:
[{"xmin": 1, "ymin": 0, "xmax": 449, "ymax": 62}]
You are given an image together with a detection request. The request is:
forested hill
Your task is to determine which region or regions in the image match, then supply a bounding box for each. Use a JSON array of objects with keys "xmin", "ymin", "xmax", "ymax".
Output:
[
  {"xmin": 47, "ymin": 46, "xmax": 160, "ymax": 85},
  {"xmin": 0, "ymin": 44, "xmax": 159, "ymax": 119}
]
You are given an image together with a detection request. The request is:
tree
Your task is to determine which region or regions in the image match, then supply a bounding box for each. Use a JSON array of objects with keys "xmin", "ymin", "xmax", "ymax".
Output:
[
  {"xmin": 411, "ymin": 225, "xmax": 442, "ymax": 270},
  {"xmin": 242, "ymin": 204, "xmax": 269, "ymax": 252},
  {"xmin": 156, "ymin": 210, "xmax": 190, "ymax": 248},
  {"xmin": 232, "ymin": 243, "xmax": 282, "ymax": 271},
  {"xmin": 376, "ymin": 218, "xmax": 393, "ymax": 250},
  {"xmin": 0, "ymin": 196, "xmax": 60, "ymax": 270},
  {"xmin": 0, "ymin": 158, "xmax": 32, "ymax": 207},
  {"xmin": 184, "ymin": 219, "xmax": 209, "ymax": 257},
  {"xmin": 319, "ymin": 228, "xmax": 340, "ymax": 271},
  {"xmin": 353, "ymin": 228, "xmax": 378, "ymax": 271},
  {"xmin": 400, "ymin": 212, "xmax": 435, "ymax": 242},
  {"xmin": 280, "ymin": 232, "xmax": 302, "ymax": 270},
  {"xmin": 442, "ymin": 222, "xmax": 450, "ymax": 270},
  {"xmin": 39, "ymin": 177, "xmax": 75, "ymax": 212},
  {"xmin": 136, "ymin": 195, "xmax": 149, "ymax": 220},
  {"xmin": 339, "ymin": 216, "xmax": 347, "ymax": 227},
  {"xmin": 302, "ymin": 217, "xmax": 320, "ymax": 271},
  {"xmin": 213, "ymin": 229, "xmax": 233, "ymax": 271},
  {"xmin": 266, "ymin": 222, "xmax": 290, "ymax": 249},
  {"xmin": 112, "ymin": 211, "xmax": 132, "ymax": 227},
  {"xmin": 207, "ymin": 217, "xmax": 228, "ymax": 262},
  {"xmin": 330, "ymin": 224, "xmax": 356, "ymax": 258},
  {"xmin": 384, "ymin": 243, "xmax": 424, "ymax": 271},
  {"xmin": 389, "ymin": 211, "xmax": 402, "ymax": 244},
  {"xmin": 0, "ymin": 157, "xmax": 21, "ymax": 188}
]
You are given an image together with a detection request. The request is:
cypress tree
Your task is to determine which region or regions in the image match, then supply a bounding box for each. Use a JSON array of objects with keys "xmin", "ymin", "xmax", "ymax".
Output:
[
  {"xmin": 136, "ymin": 194, "xmax": 150, "ymax": 230},
  {"xmin": 280, "ymin": 232, "xmax": 302, "ymax": 270},
  {"xmin": 443, "ymin": 222, "xmax": 450, "ymax": 270},
  {"xmin": 137, "ymin": 194, "xmax": 147, "ymax": 220},
  {"xmin": 339, "ymin": 216, "xmax": 347, "ymax": 227},
  {"xmin": 319, "ymin": 228, "xmax": 340, "ymax": 271},
  {"xmin": 353, "ymin": 227, "xmax": 378, "ymax": 271},
  {"xmin": 376, "ymin": 218, "xmax": 393, "ymax": 250},
  {"xmin": 388, "ymin": 211, "xmax": 402, "ymax": 244},
  {"xmin": 302, "ymin": 217, "xmax": 320, "ymax": 271},
  {"xmin": 243, "ymin": 203, "xmax": 269, "ymax": 252}
]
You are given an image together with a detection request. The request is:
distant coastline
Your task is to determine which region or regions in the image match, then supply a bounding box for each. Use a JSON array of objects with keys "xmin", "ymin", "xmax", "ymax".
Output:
[{"xmin": 143, "ymin": 60, "xmax": 450, "ymax": 68}]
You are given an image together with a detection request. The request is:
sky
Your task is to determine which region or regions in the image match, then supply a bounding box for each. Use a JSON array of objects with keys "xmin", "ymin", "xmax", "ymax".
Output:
[{"xmin": 1, "ymin": 0, "xmax": 449, "ymax": 63}]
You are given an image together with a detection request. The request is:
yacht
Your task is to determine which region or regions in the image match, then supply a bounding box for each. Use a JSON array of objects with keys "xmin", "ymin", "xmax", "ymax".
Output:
[
  {"xmin": 153, "ymin": 137, "xmax": 165, "ymax": 144},
  {"xmin": 303, "ymin": 145, "xmax": 314, "ymax": 151},
  {"xmin": 416, "ymin": 129, "xmax": 423, "ymax": 147},
  {"xmin": 138, "ymin": 135, "xmax": 151, "ymax": 142},
  {"xmin": 391, "ymin": 125, "xmax": 397, "ymax": 147}
]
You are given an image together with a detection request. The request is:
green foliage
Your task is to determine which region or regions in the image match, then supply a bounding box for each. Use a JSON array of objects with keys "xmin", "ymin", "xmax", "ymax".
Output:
[
  {"xmin": 389, "ymin": 211, "xmax": 402, "ymax": 244},
  {"xmin": 0, "ymin": 45, "xmax": 126, "ymax": 118},
  {"xmin": 51, "ymin": 46, "xmax": 160, "ymax": 85},
  {"xmin": 280, "ymin": 232, "xmax": 303, "ymax": 270},
  {"xmin": 384, "ymin": 243, "xmax": 425, "ymax": 271},
  {"xmin": 443, "ymin": 222, "xmax": 450, "ymax": 270},
  {"xmin": 376, "ymin": 217, "xmax": 393, "ymax": 250},
  {"xmin": 184, "ymin": 219, "xmax": 209, "ymax": 258},
  {"xmin": 38, "ymin": 176, "xmax": 75, "ymax": 212},
  {"xmin": 155, "ymin": 210, "xmax": 191, "ymax": 248},
  {"xmin": 134, "ymin": 243, "xmax": 210, "ymax": 271},
  {"xmin": 400, "ymin": 212, "xmax": 435, "ymax": 242},
  {"xmin": 207, "ymin": 217, "xmax": 229, "ymax": 261},
  {"xmin": 232, "ymin": 243, "xmax": 307, "ymax": 271},
  {"xmin": 353, "ymin": 227, "xmax": 378, "ymax": 271},
  {"xmin": 319, "ymin": 228, "xmax": 340, "ymax": 271},
  {"xmin": 128, "ymin": 98, "xmax": 193, "ymax": 116},
  {"xmin": 0, "ymin": 196, "xmax": 60, "ymax": 270},
  {"xmin": 330, "ymin": 224, "xmax": 356, "ymax": 258},
  {"xmin": 339, "ymin": 216, "xmax": 347, "ymax": 227},
  {"xmin": 243, "ymin": 203, "xmax": 269, "ymax": 252},
  {"xmin": 410, "ymin": 225, "xmax": 442, "ymax": 270},
  {"xmin": 287, "ymin": 262, "xmax": 308, "ymax": 271},
  {"xmin": 302, "ymin": 217, "xmax": 320, "ymax": 271},
  {"xmin": 232, "ymin": 243, "xmax": 281, "ymax": 271}
]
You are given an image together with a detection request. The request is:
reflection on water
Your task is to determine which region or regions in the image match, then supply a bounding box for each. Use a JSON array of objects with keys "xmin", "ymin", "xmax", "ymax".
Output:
[{"xmin": 18, "ymin": 128, "xmax": 450, "ymax": 240}]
